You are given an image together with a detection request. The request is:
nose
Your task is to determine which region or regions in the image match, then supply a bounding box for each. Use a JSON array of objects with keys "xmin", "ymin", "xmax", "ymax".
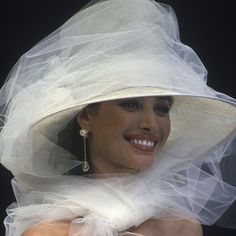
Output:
[{"xmin": 138, "ymin": 108, "xmax": 158, "ymax": 134}]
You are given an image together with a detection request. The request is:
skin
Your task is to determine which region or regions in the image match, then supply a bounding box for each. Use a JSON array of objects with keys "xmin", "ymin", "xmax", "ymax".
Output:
[
  {"xmin": 21, "ymin": 221, "xmax": 70, "ymax": 236},
  {"xmin": 77, "ymin": 96, "xmax": 171, "ymax": 174},
  {"xmin": 22, "ymin": 97, "xmax": 203, "ymax": 236},
  {"xmin": 22, "ymin": 219, "xmax": 203, "ymax": 236},
  {"xmin": 128, "ymin": 219, "xmax": 203, "ymax": 236}
]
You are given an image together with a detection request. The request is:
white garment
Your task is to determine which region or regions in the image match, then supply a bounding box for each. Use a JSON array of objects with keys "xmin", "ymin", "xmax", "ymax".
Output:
[{"xmin": 0, "ymin": 0, "xmax": 236, "ymax": 235}]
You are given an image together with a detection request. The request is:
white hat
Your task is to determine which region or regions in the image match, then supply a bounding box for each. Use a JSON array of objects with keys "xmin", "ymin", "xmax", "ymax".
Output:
[{"xmin": 0, "ymin": 0, "xmax": 235, "ymax": 177}]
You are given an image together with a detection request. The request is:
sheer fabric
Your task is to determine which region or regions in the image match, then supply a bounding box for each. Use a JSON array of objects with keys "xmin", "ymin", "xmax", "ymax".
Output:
[{"xmin": 0, "ymin": 0, "xmax": 235, "ymax": 235}]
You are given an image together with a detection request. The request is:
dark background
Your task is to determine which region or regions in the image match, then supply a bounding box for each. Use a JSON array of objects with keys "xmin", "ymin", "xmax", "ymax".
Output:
[{"xmin": 0, "ymin": 0, "xmax": 235, "ymax": 235}]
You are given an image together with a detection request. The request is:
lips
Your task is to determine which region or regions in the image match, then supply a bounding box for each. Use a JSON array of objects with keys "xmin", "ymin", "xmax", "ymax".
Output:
[{"xmin": 124, "ymin": 135, "xmax": 159, "ymax": 151}]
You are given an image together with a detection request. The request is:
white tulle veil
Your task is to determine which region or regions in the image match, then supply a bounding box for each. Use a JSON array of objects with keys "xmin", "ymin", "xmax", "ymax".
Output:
[{"xmin": 0, "ymin": 0, "xmax": 236, "ymax": 235}]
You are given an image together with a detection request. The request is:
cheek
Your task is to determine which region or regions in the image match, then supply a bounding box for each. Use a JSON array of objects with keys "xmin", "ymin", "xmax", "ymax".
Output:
[
  {"xmin": 98, "ymin": 117, "xmax": 133, "ymax": 152},
  {"xmin": 159, "ymin": 116, "xmax": 171, "ymax": 139},
  {"xmin": 108, "ymin": 114, "xmax": 134, "ymax": 134},
  {"xmin": 91, "ymin": 109, "xmax": 137, "ymax": 146},
  {"xmin": 93, "ymin": 118, "xmax": 121, "ymax": 143}
]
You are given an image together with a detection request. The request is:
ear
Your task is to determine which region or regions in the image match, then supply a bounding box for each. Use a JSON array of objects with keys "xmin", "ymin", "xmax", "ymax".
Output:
[{"xmin": 76, "ymin": 108, "xmax": 94, "ymax": 132}]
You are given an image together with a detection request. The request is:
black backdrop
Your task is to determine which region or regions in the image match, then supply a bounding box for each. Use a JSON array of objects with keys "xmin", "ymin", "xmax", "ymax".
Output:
[{"xmin": 0, "ymin": 1, "xmax": 235, "ymax": 235}]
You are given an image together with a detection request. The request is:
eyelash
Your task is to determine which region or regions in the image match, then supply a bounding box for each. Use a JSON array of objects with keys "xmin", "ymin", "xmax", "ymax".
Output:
[
  {"xmin": 154, "ymin": 104, "xmax": 170, "ymax": 115},
  {"xmin": 118, "ymin": 100, "xmax": 170, "ymax": 116},
  {"xmin": 119, "ymin": 100, "xmax": 140, "ymax": 110}
]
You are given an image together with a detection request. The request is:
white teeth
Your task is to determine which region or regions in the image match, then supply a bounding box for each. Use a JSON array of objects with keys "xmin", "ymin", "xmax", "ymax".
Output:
[{"xmin": 129, "ymin": 139, "xmax": 155, "ymax": 148}]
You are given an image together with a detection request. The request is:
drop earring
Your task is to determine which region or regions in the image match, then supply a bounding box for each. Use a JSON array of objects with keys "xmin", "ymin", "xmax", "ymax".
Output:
[{"xmin": 79, "ymin": 129, "xmax": 89, "ymax": 172}]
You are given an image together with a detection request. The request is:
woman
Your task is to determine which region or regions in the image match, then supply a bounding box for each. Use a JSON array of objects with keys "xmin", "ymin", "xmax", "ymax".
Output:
[
  {"xmin": 22, "ymin": 97, "xmax": 203, "ymax": 236},
  {"xmin": 0, "ymin": 0, "xmax": 235, "ymax": 235}
]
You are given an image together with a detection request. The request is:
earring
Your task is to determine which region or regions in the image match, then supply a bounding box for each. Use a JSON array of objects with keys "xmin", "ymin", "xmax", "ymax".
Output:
[{"xmin": 79, "ymin": 129, "xmax": 89, "ymax": 172}]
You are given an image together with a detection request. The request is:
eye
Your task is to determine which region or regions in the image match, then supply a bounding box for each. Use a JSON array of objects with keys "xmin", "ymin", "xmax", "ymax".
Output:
[
  {"xmin": 118, "ymin": 99, "xmax": 141, "ymax": 111},
  {"xmin": 154, "ymin": 102, "xmax": 170, "ymax": 116}
]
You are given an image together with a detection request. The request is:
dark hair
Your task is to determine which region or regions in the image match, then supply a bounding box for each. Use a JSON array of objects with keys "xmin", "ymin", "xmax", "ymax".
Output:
[
  {"xmin": 56, "ymin": 97, "xmax": 173, "ymax": 176},
  {"xmin": 56, "ymin": 103, "xmax": 100, "ymax": 176}
]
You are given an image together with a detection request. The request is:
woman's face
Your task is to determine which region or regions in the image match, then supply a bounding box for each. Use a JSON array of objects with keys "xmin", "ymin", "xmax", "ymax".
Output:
[{"xmin": 77, "ymin": 96, "xmax": 171, "ymax": 174}]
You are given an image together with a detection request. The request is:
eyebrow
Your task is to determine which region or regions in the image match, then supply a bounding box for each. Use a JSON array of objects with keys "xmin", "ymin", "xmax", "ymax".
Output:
[
  {"xmin": 114, "ymin": 96, "xmax": 174, "ymax": 106},
  {"xmin": 157, "ymin": 96, "xmax": 173, "ymax": 106}
]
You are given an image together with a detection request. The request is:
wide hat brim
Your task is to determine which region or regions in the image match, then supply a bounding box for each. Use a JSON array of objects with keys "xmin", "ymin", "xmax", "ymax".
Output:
[{"xmin": 31, "ymin": 86, "xmax": 236, "ymax": 172}]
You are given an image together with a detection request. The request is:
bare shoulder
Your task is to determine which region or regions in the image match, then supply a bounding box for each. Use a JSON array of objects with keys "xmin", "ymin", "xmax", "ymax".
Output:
[
  {"xmin": 129, "ymin": 219, "xmax": 203, "ymax": 236},
  {"xmin": 158, "ymin": 219, "xmax": 203, "ymax": 236},
  {"xmin": 21, "ymin": 220, "xmax": 71, "ymax": 236}
]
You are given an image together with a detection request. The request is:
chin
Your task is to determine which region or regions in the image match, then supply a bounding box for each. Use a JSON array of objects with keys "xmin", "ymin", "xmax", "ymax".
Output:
[{"xmin": 132, "ymin": 155, "xmax": 155, "ymax": 171}]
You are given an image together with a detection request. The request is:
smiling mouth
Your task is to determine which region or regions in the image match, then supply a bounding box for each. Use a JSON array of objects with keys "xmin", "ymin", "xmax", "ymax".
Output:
[{"xmin": 124, "ymin": 136, "xmax": 159, "ymax": 152}]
